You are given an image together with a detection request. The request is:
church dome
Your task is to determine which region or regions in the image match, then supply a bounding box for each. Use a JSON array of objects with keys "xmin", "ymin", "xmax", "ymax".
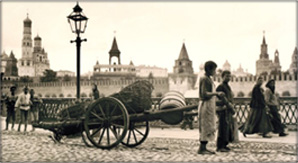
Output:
[
  {"xmin": 34, "ymin": 35, "xmax": 42, "ymax": 40},
  {"xmin": 223, "ymin": 60, "xmax": 231, "ymax": 67},
  {"xmin": 24, "ymin": 16, "xmax": 32, "ymax": 23}
]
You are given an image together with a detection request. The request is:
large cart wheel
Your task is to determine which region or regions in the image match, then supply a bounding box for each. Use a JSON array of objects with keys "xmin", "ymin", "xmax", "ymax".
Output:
[
  {"xmin": 121, "ymin": 121, "xmax": 149, "ymax": 148},
  {"xmin": 83, "ymin": 97, "xmax": 129, "ymax": 149},
  {"xmin": 81, "ymin": 131, "xmax": 93, "ymax": 147}
]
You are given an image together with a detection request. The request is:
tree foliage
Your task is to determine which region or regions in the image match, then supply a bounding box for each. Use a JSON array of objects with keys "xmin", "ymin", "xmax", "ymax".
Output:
[
  {"xmin": 19, "ymin": 76, "xmax": 33, "ymax": 83},
  {"xmin": 40, "ymin": 69, "xmax": 58, "ymax": 82}
]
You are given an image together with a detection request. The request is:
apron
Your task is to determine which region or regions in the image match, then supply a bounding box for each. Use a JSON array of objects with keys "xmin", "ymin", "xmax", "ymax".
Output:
[{"xmin": 198, "ymin": 77, "xmax": 216, "ymax": 142}]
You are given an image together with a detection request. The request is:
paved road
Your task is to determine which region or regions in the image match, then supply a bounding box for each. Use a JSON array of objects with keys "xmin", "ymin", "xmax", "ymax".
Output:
[{"xmin": 1, "ymin": 124, "xmax": 297, "ymax": 162}]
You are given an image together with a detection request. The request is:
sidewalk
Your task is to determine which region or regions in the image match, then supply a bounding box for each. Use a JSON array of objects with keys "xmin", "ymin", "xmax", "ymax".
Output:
[
  {"xmin": 1, "ymin": 116, "xmax": 296, "ymax": 144},
  {"xmin": 148, "ymin": 127, "xmax": 297, "ymax": 144}
]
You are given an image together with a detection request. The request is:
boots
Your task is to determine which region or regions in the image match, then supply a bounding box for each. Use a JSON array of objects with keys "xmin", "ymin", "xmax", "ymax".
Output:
[{"xmin": 197, "ymin": 141, "xmax": 215, "ymax": 154}]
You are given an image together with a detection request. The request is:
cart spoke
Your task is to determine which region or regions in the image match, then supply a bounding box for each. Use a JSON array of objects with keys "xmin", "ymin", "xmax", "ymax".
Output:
[
  {"xmin": 107, "ymin": 127, "xmax": 110, "ymax": 145},
  {"xmin": 98, "ymin": 128, "xmax": 106, "ymax": 144},
  {"xmin": 110, "ymin": 104, "xmax": 118, "ymax": 116},
  {"xmin": 97, "ymin": 104, "xmax": 106, "ymax": 119},
  {"xmin": 132, "ymin": 130, "xmax": 138, "ymax": 143},
  {"xmin": 127, "ymin": 130, "xmax": 131, "ymax": 144},
  {"xmin": 106, "ymin": 102, "xmax": 110, "ymax": 117},
  {"xmin": 90, "ymin": 127, "xmax": 102, "ymax": 137},
  {"xmin": 109, "ymin": 126, "xmax": 118, "ymax": 139},
  {"xmin": 91, "ymin": 111, "xmax": 104, "ymax": 121},
  {"xmin": 134, "ymin": 128, "xmax": 145, "ymax": 136}
]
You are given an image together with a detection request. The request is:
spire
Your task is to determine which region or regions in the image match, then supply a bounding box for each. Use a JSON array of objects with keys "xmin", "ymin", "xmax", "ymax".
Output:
[
  {"xmin": 178, "ymin": 42, "xmax": 189, "ymax": 60},
  {"xmin": 294, "ymin": 47, "xmax": 297, "ymax": 54},
  {"xmin": 274, "ymin": 49, "xmax": 280, "ymax": 64},
  {"xmin": 260, "ymin": 30, "xmax": 269, "ymax": 59},
  {"xmin": 9, "ymin": 51, "xmax": 16, "ymax": 60},
  {"xmin": 109, "ymin": 37, "xmax": 121, "ymax": 54},
  {"xmin": 262, "ymin": 30, "xmax": 266, "ymax": 44},
  {"xmin": 129, "ymin": 60, "xmax": 134, "ymax": 65}
]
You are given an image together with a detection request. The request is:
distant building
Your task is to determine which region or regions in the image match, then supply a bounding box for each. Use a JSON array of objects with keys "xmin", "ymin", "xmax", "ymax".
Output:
[
  {"xmin": 222, "ymin": 60, "xmax": 231, "ymax": 71},
  {"xmin": 93, "ymin": 36, "xmax": 167, "ymax": 79},
  {"xmin": 1, "ymin": 51, "xmax": 18, "ymax": 80},
  {"xmin": 18, "ymin": 14, "xmax": 50, "ymax": 77},
  {"xmin": 232, "ymin": 64, "xmax": 251, "ymax": 77},
  {"xmin": 1, "ymin": 51, "xmax": 9, "ymax": 74},
  {"xmin": 136, "ymin": 65, "xmax": 167, "ymax": 78},
  {"xmin": 289, "ymin": 47, "xmax": 297, "ymax": 74},
  {"xmin": 56, "ymin": 70, "xmax": 75, "ymax": 77},
  {"xmin": 256, "ymin": 32, "xmax": 281, "ymax": 75},
  {"xmin": 169, "ymin": 42, "xmax": 197, "ymax": 94}
]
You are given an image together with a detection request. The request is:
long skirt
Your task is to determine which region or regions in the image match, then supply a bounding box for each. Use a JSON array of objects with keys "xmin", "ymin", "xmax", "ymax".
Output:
[
  {"xmin": 198, "ymin": 97, "xmax": 216, "ymax": 142},
  {"xmin": 268, "ymin": 105, "xmax": 286, "ymax": 133},
  {"xmin": 239, "ymin": 107, "xmax": 273, "ymax": 134}
]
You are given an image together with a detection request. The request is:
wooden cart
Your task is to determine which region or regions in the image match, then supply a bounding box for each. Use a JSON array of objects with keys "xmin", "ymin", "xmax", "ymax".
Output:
[{"xmin": 33, "ymin": 96, "xmax": 198, "ymax": 149}]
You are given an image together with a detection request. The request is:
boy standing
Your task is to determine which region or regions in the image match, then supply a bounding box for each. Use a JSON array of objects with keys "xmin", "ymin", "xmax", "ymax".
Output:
[
  {"xmin": 5, "ymin": 86, "xmax": 18, "ymax": 130},
  {"xmin": 216, "ymin": 70, "xmax": 235, "ymax": 152}
]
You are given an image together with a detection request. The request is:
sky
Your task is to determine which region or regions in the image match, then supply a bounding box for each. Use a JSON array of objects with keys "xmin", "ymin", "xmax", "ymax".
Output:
[{"xmin": 1, "ymin": 1, "xmax": 297, "ymax": 75}]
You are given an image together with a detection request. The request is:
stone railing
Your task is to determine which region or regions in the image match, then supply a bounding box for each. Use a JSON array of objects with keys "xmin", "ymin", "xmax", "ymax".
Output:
[{"xmin": 1, "ymin": 97, "xmax": 297, "ymax": 127}]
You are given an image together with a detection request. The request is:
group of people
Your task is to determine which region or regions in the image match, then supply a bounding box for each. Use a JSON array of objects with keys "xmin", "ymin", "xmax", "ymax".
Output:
[
  {"xmin": 4, "ymin": 86, "xmax": 42, "ymax": 132},
  {"xmin": 197, "ymin": 61, "xmax": 288, "ymax": 155}
]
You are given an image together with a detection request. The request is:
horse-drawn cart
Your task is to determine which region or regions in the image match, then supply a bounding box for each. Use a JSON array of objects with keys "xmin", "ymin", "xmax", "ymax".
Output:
[{"xmin": 33, "ymin": 81, "xmax": 198, "ymax": 149}]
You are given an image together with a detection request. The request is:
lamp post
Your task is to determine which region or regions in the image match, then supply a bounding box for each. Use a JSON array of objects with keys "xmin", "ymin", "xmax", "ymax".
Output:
[{"xmin": 67, "ymin": 2, "xmax": 88, "ymax": 100}]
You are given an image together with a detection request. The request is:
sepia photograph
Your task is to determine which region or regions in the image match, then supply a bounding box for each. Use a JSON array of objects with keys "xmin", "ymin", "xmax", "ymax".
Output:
[{"xmin": 1, "ymin": 0, "xmax": 297, "ymax": 162}]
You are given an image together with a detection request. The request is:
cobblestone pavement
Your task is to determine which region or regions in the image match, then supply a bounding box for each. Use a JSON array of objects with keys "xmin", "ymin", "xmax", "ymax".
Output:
[{"xmin": 1, "ymin": 130, "xmax": 297, "ymax": 162}]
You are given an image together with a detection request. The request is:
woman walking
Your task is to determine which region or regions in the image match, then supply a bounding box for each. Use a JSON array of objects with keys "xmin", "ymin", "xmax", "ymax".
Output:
[
  {"xmin": 240, "ymin": 76, "xmax": 273, "ymax": 138},
  {"xmin": 264, "ymin": 79, "xmax": 288, "ymax": 136},
  {"xmin": 197, "ymin": 61, "xmax": 224, "ymax": 154}
]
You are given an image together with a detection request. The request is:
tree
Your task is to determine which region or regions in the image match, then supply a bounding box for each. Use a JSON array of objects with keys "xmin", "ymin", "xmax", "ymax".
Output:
[
  {"xmin": 270, "ymin": 69, "xmax": 281, "ymax": 76},
  {"xmin": 282, "ymin": 91, "xmax": 291, "ymax": 97},
  {"xmin": 260, "ymin": 71, "xmax": 269, "ymax": 76},
  {"xmin": 19, "ymin": 76, "xmax": 33, "ymax": 83},
  {"xmin": 40, "ymin": 69, "xmax": 58, "ymax": 82},
  {"xmin": 156, "ymin": 92, "xmax": 163, "ymax": 97},
  {"xmin": 237, "ymin": 91, "xmax": 245, "ymax": 97},
  {"xmin": 63, "ymin": 75, "xmax": 71, "ymax": 82},
  {"xmin": 148, "ymin": 72, "xmax": 154, "ymax": 79}
]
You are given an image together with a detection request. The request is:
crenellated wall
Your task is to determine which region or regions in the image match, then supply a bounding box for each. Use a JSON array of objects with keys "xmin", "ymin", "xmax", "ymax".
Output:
[
  {"xmin": 1, "ymin": 78, "xmax": 169, "ymax": 98},
  {"xmin": 1, "ymin": 74, "xmax": 296, "ymax": 98},
  {"xmin": 213, "ymin": 74, "xmax": 297, "ymax": 97}
]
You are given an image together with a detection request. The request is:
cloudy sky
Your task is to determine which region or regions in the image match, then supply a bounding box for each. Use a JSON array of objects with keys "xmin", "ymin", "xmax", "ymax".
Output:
[{"xmin": 1, "ymin": 1, "xmax": 297, "ymax": 75}]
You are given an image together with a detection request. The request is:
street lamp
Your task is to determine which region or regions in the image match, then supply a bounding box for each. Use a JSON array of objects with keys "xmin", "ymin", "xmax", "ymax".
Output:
[{"xmin": 67, "ymin": 2, "xmax": 88, "ymax": 100}]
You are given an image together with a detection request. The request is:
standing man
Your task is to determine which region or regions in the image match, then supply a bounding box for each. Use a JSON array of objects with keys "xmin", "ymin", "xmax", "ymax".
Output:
[
  {"xmin": 264, "ymin": 79, "xmax": 288, "ymax": 136},
  {"xmin": 215, "ymin": 70, "xmax": 235, "ymax": 152},
  {"xmin": 29, "ymin": 89, "xmax": 42, "ymax": 132},
  {"xmin": 15, "ymin": 86, "xmax": 32, "ymax": 132},
  {"xmin": 5, "ymin": 86, "xmax": 18, "ymax": 130}
]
